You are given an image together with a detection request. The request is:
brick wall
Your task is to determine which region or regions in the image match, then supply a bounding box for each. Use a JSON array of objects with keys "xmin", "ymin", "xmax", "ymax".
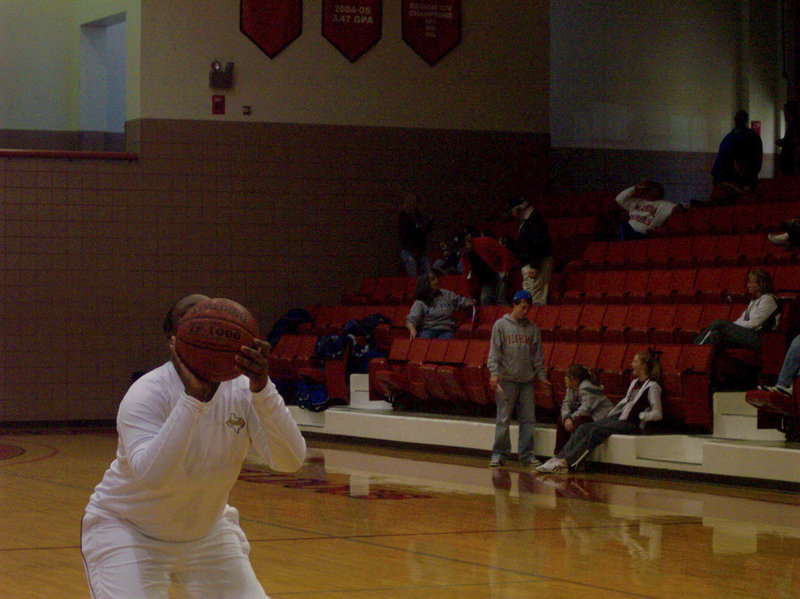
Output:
[{"xmin": 0, "ymin": 119, "xmax": 549, "ymax": 421}]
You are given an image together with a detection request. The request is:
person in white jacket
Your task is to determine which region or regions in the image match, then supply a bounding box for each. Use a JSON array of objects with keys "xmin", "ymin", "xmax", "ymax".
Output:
[
  {"xmin": 537, "ymin": 349, "xmax": 663, "ymax": 474},
  {"xmin": 615, "ymin": 180, "xmax": 681, "ymax": 240},
  {"xmin": 695, "ymin": 268, "xmax": 779, "ymax": 355},
  {"xmin": 81, "ymin": 294, "xmax": 306, "ymax": 599}
]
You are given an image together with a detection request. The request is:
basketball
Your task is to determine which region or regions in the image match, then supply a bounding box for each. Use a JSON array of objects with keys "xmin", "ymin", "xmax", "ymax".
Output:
[{"xmin": 175, "ymin": 297, "xmax": 261, "ymax": 382}]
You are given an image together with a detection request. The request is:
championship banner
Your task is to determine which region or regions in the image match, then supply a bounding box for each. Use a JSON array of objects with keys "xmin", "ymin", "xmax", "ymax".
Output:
[
  {"xmin": 401, "ymin": 1, "xmax": 461, "ymax": 66},
  {"xmin": 322, "ymin": 0, "xmax": 382, "ymax": 62},
  {"xmin": 240, "ymin": 0, "xmax": 303, "ymax": 59}
]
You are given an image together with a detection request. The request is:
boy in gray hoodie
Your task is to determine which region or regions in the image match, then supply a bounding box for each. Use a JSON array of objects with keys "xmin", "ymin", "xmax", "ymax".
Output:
[{"xmin": 488, "ymin": 290, "xmax": 550, "ymax": 467}]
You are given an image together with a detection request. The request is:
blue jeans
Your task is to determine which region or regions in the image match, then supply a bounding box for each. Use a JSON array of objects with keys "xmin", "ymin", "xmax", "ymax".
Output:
[
  {"xmin": 777, "ymin": 335, "xmax": 800, "ymax": 388},
  {"xmin": 418, "ymin": 329, "xmax": 454, "ymax": 339},
  {"xmin": 400, "ymin": 250, "xmax": 429, "ymax": 277},
  {"xmin": 492, "ymin": 381, "xmax": 536, "ymax": 462},
  {"xmin": 556, "ymin": 416, "xmax": 638, "ymax": 466}
]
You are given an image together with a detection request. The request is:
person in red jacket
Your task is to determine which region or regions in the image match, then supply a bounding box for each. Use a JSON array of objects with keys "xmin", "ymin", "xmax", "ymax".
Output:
[{"xmin": 460, "ymin": 229, "xmax": 520, "ymax": 305}]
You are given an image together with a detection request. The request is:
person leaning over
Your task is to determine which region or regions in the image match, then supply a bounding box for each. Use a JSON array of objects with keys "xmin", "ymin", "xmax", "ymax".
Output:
[
  {"xmin": 81, "ymin": 294, "xmax": 306, "ymax": 599},
  {"xmin": 488, "ymin": 290, "xmax": 550, "ymax": 468}
]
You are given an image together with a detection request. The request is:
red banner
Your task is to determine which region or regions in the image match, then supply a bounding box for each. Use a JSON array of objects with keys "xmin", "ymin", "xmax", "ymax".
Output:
[
  {"xmin": 323, "ymin": 1, "xmax": 382, "ymax": 62},
  {"xmin": 402, "ymin": 1, "xmax": 461, "ymax": 66},
  {"xmin": 240, "ymin": 0, "xmax": 303, "ymax": 59}
]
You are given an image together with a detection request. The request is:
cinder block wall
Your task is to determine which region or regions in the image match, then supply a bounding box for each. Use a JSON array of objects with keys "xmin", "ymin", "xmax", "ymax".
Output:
[{"xmin": 0, "ymin": 119, "xmax": 549, "ymax": 422}]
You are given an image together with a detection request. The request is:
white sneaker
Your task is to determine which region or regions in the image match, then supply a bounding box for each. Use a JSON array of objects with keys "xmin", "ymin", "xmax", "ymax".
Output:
[
  {"xmin": 489, "ymin": 455, "xmax": 505, "ymax": 468},
  {"xmin": 768, "ymin": 233, "xmax": 791, "ymax": 247},
  {"xmin": 535, "ymin": 457, "xmax": 568, "ymax": 473},
  {"xmin": 762, "ymin": 384, "xmax": 793, "ymax": 397}
]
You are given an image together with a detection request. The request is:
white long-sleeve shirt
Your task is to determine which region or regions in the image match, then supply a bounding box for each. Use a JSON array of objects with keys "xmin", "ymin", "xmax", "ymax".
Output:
[
  {"xmin": 85, "ymin": 362, "xmax": 306, "ymax": 542},
  {"xmin": 733, "ymin": 294, "xmax": 779, "ymax": 330},
  {"xmin": 615, "ymin": 186, "xmax": 678, "ymax": 234}
]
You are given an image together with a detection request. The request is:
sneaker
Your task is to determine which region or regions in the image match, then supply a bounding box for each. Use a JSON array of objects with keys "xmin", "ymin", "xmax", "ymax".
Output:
[
  {"xmin": 521, "ymin": 457, "xmax": 542, "ymax": 468},
  {"xmin": 489, "ymin": 455, "xmax": 505, "ymax": 468},
  {"xmin": 535, "ymin": 457, "xmax": 568, "ymax": 474},
  {"xmin": 768, "ymin": 233, "xmax": 792, "ymax": 247},
  {"xmin": 758, "ymin": 384, "xmax": 792, "ymax": 396}
]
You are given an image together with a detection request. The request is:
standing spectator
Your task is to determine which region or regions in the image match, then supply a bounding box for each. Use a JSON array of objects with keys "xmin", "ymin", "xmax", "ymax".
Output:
[
  {"xmin": 555, "ymin": 364, "xmax": 613, "ymax": 455},
  {"xmin": 488, "ymin": 290, "xmax": 550, "ymax": 468},
  {"xmin": 537, "ymin": 349, "xmax": 663, "ymax": 473},
  {"xmin": 460, "ymin": 229, "xmax": 519, "ymax": 305},
  {"xmin": 695, "ymin": 268, "xmax": 779, "ymax": 355},
  {"xmin": 406, "ymin": 268, "xmax": 474, "ymax": 340},
  {"xmin": 399, "ymin": 193, "xmax": 433, "ymax": 276},
  {"xmin": 615, "ymin": 180, "xmax": 682, "ymax": 240},
  {"xmin": 777, "ymin": 100, "xmax": 800, "ymax": 176},
  {"xmin": 711, "ymin": 109, "xmax": 763, "ymax": 201},
  {"xmin": 508, "ymin": 197, "xmax": 553, "ymax": 305},
  {"xmin": 81, "ymin": 294, "xmax": 306, "ymax": 598}
]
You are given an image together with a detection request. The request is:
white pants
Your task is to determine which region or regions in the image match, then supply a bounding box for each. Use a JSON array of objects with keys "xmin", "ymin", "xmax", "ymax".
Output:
[{"xmin": 81, "ymin": 506, "xmax": 268, "ymax": 599}]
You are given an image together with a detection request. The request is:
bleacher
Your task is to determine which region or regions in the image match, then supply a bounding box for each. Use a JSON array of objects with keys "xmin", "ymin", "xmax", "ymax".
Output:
[{"xmin": 270, "ymin": 177, "xmax": 800, "ymax": 440}]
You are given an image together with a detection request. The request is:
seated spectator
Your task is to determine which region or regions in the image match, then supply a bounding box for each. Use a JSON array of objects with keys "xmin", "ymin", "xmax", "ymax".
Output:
[
  {"xmin": 508, "ymin": 197, "xmax": 553, "ymax": 305},
  {"xmin": 767, "ymin": 216, "xmax": 800, "ymax": 248},
  {"xmin": 537, "ymin": 349, "xmax": 663, "ymax": 473},
  {"xmin": 461, "ymin": 229, "xmax": 519, "ymax": 305},
  {"xmin": 695, "ymin": 268, "xmax": 779, "ymax": 355},
  {"xmin": 711, "ymin": 109, "xmax": 763, "ymax": 202},
  {"xmin": 399, "ymin": 193, "xmax": 432, "ymax": 276},
  {"xmin": 615, "ymin": 180, "xmax": 682, "ymax": 240},
  {"xmin": 406, "ymin": 268, "xmax": 474, "ymax": 340},
  {"xmin": 555, "ymin": 365, "xmax": 613, "ymax": 456},
  {"xmin": 757, "ymin": 333, "xmax": 800, "ymax": 397}
]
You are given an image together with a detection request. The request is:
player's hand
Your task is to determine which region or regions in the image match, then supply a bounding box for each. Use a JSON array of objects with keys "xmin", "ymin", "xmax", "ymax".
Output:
[
  {"xmin": 564, "ymin": 418, "xmax": 574, "ymax": 433},
  {"xmin": 236, "ymin": 338, "xmax": 271, "ymax": 393},
  {"xmin": 170, "ymin": 336, "xmax": 218, "ymax": 402},
  {"xmin": 490, "ymin": 375, "xmax": 500, "ymax": 394}
]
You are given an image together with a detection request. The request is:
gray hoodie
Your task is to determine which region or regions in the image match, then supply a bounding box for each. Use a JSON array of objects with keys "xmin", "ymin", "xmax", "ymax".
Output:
[
  {"xmin": 487, "ymin": 314, "xmax": 547, "ymax": 383},
  {"xmin": 560, "ymin": 379, "xmax": 613, "ymax": 422}
]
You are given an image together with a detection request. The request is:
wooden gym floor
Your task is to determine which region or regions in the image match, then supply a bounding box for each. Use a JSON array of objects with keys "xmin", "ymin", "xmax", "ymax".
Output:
[{"xmin": 2, "ymin": 427, "xmax": 799, "ymax": 598}]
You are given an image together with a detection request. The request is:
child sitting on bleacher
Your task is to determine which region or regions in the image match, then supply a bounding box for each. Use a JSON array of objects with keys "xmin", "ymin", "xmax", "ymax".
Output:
[
  {"xmin": 555, "ymin": 365, "xmax": 613, "ymax": 455},
  {"xmin": 537, "ymin": 349, "xmax": 663, "ymax": 473}
]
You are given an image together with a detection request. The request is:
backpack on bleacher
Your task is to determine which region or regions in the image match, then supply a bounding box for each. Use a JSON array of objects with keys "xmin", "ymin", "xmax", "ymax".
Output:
[
  {"xmin": 296, "ymin": 378, "xmax": 330, "ymax": 412},
  {"xmin": 266, "ymin": 308, "xmax": 312, "ymax": 348}
]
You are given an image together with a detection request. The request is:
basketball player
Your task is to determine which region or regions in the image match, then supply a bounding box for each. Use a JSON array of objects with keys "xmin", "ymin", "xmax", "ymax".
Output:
[{"xmin": 81, "ymin": 294, "xmax": 306, "ymax": 598}]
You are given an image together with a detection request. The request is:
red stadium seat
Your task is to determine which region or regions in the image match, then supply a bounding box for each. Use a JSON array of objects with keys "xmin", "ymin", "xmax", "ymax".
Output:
[
  {"xmin": 432, "ymin": 339, "xmax": 471, "ymax": 405},
  {"xmin": 458, "ymin": 304, "xmax": 499, "ymax": 339},
  {"xmin": 672, "ymin": 304, "xmax": 705, "ymax": 343},
  {"xmin": 463, "ymin": 340, "xmax": 492, "ymax": 406},
  {"xmin": 554, "ymin": 304, "xmax": 583, "ymax": 341},
  {"xmin": 625, "ymin": 304, "xmax": 654, "ymax": 344},
  {"xmin": 689, "ymin": 235, "xmax": 718, "ymax": 267},
  {"xmin": 649, "ymin": 304, "xmax": 679, "ymax": 344},
  {"xmin": 596, "ymin": 343, "xmax": 630, "ymax": 400},
  {"xmin": 601, "ymin": 304, "xmax": 630, "ymax": 344},
  {"xmin": 577, "ymin": 304, "xmax": 607, "ymax": 342}
]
